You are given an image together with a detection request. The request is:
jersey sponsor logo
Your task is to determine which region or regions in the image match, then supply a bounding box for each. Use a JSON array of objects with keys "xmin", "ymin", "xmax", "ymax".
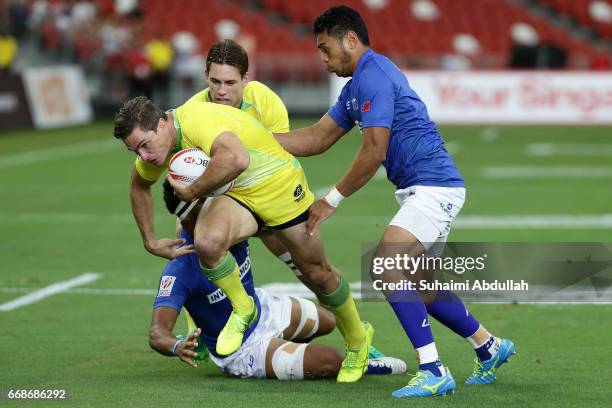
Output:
[
  {"xmin": 293, "ymin": 184, "xmax": 305, "ymax": 202},
  {"xmin": 158, "ymin": 275, "xmax": 176, "ymax": 297},
  {"xmin": 361, "ymin": 101, "xmax": 371, "ymax": 112},
  {"xmin": 206, "ymin": 256, "xmax": 252, "ymax": 304},
  {"xmin": 351, "ymin": 98, "xmax": 359, "ymax": 111}
]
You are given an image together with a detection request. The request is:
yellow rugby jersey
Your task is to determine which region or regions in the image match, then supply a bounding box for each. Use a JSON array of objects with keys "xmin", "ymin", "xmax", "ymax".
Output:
[
  {"xmin": 135, "ymin": 100, "xmax": 300, "ymax": 189},
  {"xmin": 189, "ymin": 81, "xmax": 289, "ymax": 133}
]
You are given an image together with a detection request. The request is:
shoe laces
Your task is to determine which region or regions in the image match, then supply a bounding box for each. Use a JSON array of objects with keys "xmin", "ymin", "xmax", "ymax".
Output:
[
  {"xmin": 407, "ymin": 371, "xmax": 428, "ymax": 387},
  {"xmin": 342, "ymin": 348, "xmax": 360, "ymax": 368},
  {"xmin": 470, "ymin": 358, "xmax": 485, "ymax": 377},
  {"xmin": 228, "ymin": 311, "xmax": 250, "ymax": 331}
]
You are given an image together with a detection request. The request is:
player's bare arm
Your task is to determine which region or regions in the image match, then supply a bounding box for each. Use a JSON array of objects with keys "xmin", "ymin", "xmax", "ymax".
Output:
[
  {"xmin": 130, "ymin": 167, "xmax": 194, "ymax": 259},
  {"xmin": 274, "ymin": 114, "xmax": 346, "ymax": 157},
  {"xmin": 167, "ymin": 132, "xmax": 250, "ymax": 201},
  {"xmin": 149, "ymin": 307, "xmax": 201, "ymax": 368},
  {"xmin": 306, "ymin": 126, "xmax": 390, "ymax": 236}
]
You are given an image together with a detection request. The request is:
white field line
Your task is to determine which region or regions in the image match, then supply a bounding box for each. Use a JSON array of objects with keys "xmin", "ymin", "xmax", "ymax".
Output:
[
  {"xmin": 2, "ymin": 212, "xmax": 612, "ymax": 229},
  {"xmin": 0, "ymin": 282, "xmax": 609, "ymax": 305},
  {"xmin": 482, "ymin": 166, "xmax": 612, "ymax": 178},
  {"xmin": 328, "ymin": 214, "xmax": 612, "ymax": 229},
  {"xmin": 0, "ymin": 139, "xmax": 120, "ymax": 169},
  {"xmin": 0, "ymin": 273, "xmax": 101, "ymax": 311},
  {"xmin": 0, "ymin": 213, "xmax": 134, "ymax": 223},
  {"xmin": 454, "ymin": 214, "xmax": 612, "ymax": 229},
  {"xmin": 526, "ymin": 143, "xmax": 612, "ymax": 157},
  {"xmin": 445, "ymin": 142, "xmax": 461, "ymax": 155}
]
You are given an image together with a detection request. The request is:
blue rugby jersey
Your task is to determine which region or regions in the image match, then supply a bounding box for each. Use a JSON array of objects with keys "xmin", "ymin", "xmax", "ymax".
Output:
[
  {"xmin": 153, "ymin": 231, "xmax": 260, "ymax": 356},
  {"xmin": 328, "ymin": 49, "xmax": 464, "ymax": 189}
]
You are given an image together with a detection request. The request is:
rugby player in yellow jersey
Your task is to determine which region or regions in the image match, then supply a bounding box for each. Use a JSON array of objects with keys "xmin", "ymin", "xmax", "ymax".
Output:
[{"xmin": 113, "ymin": 96, "xmax": 373, "ymax": 382}]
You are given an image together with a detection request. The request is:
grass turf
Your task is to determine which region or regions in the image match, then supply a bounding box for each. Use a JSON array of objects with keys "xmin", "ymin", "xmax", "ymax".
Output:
[{"xmin": 0, "ymin": 120, "xmax": 611, "ymax": 406}]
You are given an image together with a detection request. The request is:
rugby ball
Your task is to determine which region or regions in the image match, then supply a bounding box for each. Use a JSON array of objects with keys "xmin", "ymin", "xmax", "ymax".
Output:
[{"xmin": 168, "ymin": 148, "xmax": 235, "ymax": 196}]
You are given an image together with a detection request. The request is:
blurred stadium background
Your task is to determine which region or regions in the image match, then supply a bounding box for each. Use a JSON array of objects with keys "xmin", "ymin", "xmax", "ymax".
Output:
[{"xmin": 1, "ymin": 0, "xmax": 611, "ymax": 406}]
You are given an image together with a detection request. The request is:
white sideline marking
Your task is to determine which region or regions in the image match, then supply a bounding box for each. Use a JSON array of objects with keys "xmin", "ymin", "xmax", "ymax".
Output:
[
  {"xmin": 480, "ymin": 127, "xmax": 499, "ymax": 142},
  {"xmin": 482, "ymin": 166, "xmax": 612, "ymax": 178},
  {"xmin": 445, "ymin": 142, "xmax": 461, "ymax": 154},
  {"xmin": 0, "ymin": 283, "xmax": 609, "ymax": 305},
  {"xmin": 0, "ymin": 273, "xmax": 101, "ymax": 311},
  {"xmin": 0, "ymin": 139, "xmax": 120, "ymax": 169},
  {"xmin": 526, "ymin": 143, "xmax": 612, "ymax": 157},
  {"xmin": 330, "ymin": 214, "xmax": 612, "ymax": 229},
  {"xmin": 454, "ymin": 214, "xmax": 612, "ymax": 229},
  {"xmin": 2, "ymin": 212, "xmax": 612, "ymax": 229},
  {"xmin": 0, "ymin": 213, "xmax": 133, "ymax": 223}
]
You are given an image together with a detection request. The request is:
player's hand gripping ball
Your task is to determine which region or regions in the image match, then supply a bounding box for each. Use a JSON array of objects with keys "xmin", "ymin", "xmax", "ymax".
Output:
[{"xmin": 168, "ymin": 148, "xmax": 235, "ymax": 196}]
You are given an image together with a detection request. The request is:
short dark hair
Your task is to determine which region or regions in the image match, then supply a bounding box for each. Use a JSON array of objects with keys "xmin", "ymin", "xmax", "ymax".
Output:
[
  {"xmin": 163, "ymin": 179, "xmax": 202, "ymax": 221},
  {"xmin": 206, "ymin": 39, "xmax": 249, "ymax": 77},
  {"xmin": 313, "ymin": 6, "xmax": 370, "ymax": 46},
  {"xmin": 163, "ymin": 179, "xmax": 181, "ymax": 214},
  {"xmin": 113, "ymin": 96, "xmax": 166, "ymax": 140}
]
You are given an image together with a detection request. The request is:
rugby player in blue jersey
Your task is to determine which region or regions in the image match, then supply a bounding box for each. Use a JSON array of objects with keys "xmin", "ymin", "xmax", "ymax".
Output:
[
  {"xmin": 274, "ymin": 5, "xmax": 515, "ymax": 397},
  {"xmin": 148, "ymin": 181, "xmax": 406, "ymax": 379}
]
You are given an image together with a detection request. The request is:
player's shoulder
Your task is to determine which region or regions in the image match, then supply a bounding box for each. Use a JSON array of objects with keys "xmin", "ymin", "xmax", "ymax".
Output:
[
  {"xmin": 160, "ymin": 253, "xmax": 200, "ymax": 286},
  {"xmin": 244, "ymin": 81, "xmax": 283, "ymax": 103},
  {"xmin": 187, "ymin": 88, "xmax": 208, "ymax": 103},
  {"xmin": 244, "ymin": 80, "xmax": 274, "ymax": 94},
  {"xmin": 360, "ymin": 50, "xmax": 399, "ymax": 77}
]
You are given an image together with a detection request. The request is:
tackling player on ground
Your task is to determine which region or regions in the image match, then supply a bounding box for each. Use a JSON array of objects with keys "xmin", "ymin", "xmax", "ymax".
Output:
[
  {"xmin": 149, "ymin": 181, "xmax": 406, "ymax": 379},
  {"xmin": 274, "ymin": 6, "xmax": 515, "ymax": 397}
]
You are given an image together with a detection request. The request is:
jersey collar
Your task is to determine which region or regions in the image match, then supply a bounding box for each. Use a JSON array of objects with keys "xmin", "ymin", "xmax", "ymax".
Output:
[
  {"xmin": 170, "ymin": 109, "xmax": 182, "ymax": 152},
  {"xmin": 353, "ymin": 48, "xmax": 374, "ymax": 78}
]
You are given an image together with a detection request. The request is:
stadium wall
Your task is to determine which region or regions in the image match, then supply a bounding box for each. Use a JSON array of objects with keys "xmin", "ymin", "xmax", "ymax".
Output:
[{"xmin": 330, "ymin": 72, "xmax": 612, "ymax": 125}]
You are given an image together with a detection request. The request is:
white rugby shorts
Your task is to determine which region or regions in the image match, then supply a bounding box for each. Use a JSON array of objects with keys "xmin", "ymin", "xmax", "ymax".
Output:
[
  {"xmin": 209, "ymin": 288, "xmax": 292, "ymax": 378},
  {"xmin": 389, "ymin": 186, "xmax": 466, "ymax": 256}
]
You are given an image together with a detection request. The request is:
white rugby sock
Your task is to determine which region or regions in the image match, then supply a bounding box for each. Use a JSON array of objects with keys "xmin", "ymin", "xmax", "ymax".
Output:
[
  {"xmin": 279, "ymin": 252, "xmax": 302, "ymax": 276},
  {"xmin": 416, "ymin": 342, "xmax": 439, "ymax": 365}
]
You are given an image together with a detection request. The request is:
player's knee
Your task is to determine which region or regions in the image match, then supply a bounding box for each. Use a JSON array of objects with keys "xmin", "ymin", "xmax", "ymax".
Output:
[
  {"xmin": 297, "ymin": 261, "xmax": 336, "ymax": 290},
  {"xmin": 303, "ymin": 344, "xmax": 342, "ymax": 379},
  {"xmin": 195, "ymin": 232, "xmax": 228, "ymax": 264}
]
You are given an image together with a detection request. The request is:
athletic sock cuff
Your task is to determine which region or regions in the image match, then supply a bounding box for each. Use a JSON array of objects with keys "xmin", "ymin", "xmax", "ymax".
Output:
[
  {"xmin": 319, "ymin": 275, "xmax": 350, "ymax": 308},
  {"xmin": 200, "ymin": 253, "xmax": 236, "ymax": 280}
]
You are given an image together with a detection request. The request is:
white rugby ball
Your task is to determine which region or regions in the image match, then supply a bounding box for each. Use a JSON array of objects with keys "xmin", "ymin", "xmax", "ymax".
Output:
[{"xmin": 168, "ymin": 148, "xmax": 235, "ymax": 196}]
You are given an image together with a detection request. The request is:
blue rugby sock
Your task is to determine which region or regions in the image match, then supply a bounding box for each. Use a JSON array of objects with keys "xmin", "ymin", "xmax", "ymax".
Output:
[
  {"xmin": 388, "ymin": 290, "xmax": 435, "ymax": 349},
  {"xmin": 425, "ymin": 290, "xmax": 480, "ymax": 338},
  {"xmin": 475, "ymin": 336, "xmax": 499, "ymax": 362},
  {"xmin": 419, "ymin": 359, "xmax": 444, "ymax": 377}
]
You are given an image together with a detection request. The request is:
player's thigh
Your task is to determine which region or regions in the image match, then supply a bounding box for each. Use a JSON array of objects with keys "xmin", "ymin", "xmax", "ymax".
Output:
[
  {"xmin": 273, "ymin": 223, "xmax": 339, "ymax": 291},
  {"xmin": 282, "ymin": 297, "xmax": 335, "ymax": 341},
  {"xmin": 273, "ymin": 221, "xmax": 327, "ymax": 267},
  {"xmin": 265, "ymin": 339, "xmax": 341, "ymax": 380},
  {"xmin": 194, "ymin": 195, "xmax": 258, "ymax": 250},
  {"xmin": 376, "ymin": 225, "xmax": 439, "ymax": 301},
  {"xmin": 257, "ymin": 229, "xmax": 288, "ymax": 257}
]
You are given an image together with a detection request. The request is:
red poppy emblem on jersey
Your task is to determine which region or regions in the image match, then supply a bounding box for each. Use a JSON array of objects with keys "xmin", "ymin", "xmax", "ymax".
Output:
[{"xmin": 361, "ymin": 101, "xmax": 371, "ymax": 112}]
